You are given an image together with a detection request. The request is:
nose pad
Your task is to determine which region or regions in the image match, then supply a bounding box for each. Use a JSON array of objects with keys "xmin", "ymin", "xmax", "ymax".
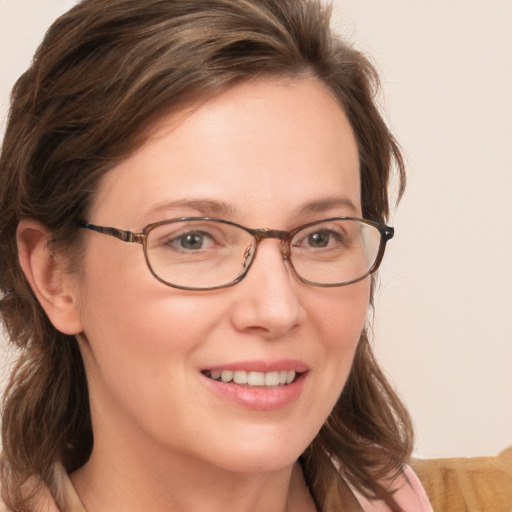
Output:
[
  {"xmin": 278, "ymin": 240, "xmax": 301, "ymax": 283},
  {"xmin": 280, "ymin": 239, "xmax": 291, "ymax": 261},
  {"xmin": 242, "ymin": 245, "xmax": 253, "ymax": 269}
]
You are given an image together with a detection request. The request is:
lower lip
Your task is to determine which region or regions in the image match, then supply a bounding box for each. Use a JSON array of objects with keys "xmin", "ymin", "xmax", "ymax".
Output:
[{"xmin": 201, "ymin": 373, "xmax": 307, "ymax": 411}]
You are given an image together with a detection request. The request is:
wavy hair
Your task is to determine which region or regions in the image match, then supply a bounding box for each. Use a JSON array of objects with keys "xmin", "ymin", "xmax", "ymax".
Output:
[{"xmin": 0, "ymin": 0, "xmax": 411, "ymax": 510}]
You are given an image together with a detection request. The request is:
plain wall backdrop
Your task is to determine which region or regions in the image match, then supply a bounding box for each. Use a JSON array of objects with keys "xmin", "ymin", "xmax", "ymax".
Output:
[{"xmin": 1, "ymin": 0, "xmax": 511, "ymax": 459}]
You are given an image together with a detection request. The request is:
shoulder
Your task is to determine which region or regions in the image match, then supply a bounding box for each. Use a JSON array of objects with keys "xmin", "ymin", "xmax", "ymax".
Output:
[{"xmin": 411, "ymin": 445, "xmax": 512, "ymax": 512}]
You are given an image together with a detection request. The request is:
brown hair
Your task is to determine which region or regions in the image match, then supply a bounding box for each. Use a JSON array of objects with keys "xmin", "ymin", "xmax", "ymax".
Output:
[{"xmin": 0, "ymin": 0, "xmax": 411, "ymax": 510}]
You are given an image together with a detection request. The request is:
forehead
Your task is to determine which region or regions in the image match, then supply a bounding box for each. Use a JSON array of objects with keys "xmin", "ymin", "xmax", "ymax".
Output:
[{"xmin": 91, "ymin": 78, "xmax": 360, "ymax": 227}]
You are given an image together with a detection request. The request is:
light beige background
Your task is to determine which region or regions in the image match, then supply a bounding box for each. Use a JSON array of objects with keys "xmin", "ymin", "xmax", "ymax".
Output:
[{"xmin": 1, "ymin": 0, "xmax": 511, "ymax": 459}]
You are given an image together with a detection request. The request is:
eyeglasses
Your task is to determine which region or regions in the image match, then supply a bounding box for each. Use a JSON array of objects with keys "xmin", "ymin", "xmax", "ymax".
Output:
[{"xmin": 78, "ymin": 217, "xmax": 394, "ymax": 291}]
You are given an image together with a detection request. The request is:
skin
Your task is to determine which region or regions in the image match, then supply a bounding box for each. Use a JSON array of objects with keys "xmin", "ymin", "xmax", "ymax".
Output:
[{"xmin": 18, "ymin": 78, "xmax": 370, "ymax": 512}]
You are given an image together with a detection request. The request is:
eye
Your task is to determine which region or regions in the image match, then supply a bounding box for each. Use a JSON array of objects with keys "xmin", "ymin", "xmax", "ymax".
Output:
[
  {"xmin": 297, "ymin": 228, "xmax": 343, "ymax": 249},
  {"xmin": 305, "ymin": 230, "xmax": 335, "ymax": 248},
  {"xmin": 168, "ymin": 231, "xmax": 215, "ymax": 251},
  {"xmin": 147, "ymin": 220, "xmax": 237, "ymax": 256}
]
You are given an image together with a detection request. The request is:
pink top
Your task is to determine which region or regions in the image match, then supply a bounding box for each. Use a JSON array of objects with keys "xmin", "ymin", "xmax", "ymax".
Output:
[{"xmin": 351, "ymin": 465, "xmax": 433, "ymax": 511}]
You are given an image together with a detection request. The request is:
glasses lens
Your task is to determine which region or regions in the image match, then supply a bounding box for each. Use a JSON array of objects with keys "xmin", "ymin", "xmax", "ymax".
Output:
[
  {"xmin": 290, "ymin": 219, "xmax": 382, "ymax": 285},
  {"xmin": 145, "ymin": 219, "xmax": 254, "ymax": 289}
]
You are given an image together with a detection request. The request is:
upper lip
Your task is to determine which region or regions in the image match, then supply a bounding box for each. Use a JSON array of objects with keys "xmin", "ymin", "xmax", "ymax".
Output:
[{"xmin": 202, "ymin": 359, "xmax": 309, "ymax": 373}]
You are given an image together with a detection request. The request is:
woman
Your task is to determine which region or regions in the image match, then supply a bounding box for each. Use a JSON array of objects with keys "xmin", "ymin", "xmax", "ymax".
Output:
[{"xmin": 0, "ymin": 0, "xmax": 432, "ymax": 510}]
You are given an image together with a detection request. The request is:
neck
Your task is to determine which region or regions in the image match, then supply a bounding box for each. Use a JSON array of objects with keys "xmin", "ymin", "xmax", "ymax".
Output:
[{"xmin": 70, "ymin": 436, "xmax": 316, "ymax": 512}]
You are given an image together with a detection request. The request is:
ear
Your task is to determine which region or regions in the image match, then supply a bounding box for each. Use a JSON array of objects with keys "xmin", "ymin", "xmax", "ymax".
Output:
[{"xmin": 17, "ymin": 219, "xmax": 83, "ymax": 335}]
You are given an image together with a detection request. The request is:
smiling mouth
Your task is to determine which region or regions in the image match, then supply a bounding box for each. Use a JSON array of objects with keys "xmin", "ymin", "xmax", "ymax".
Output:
[{"xmin": 202, "ymin": 369, "xmax": 302, "ymax": 387}]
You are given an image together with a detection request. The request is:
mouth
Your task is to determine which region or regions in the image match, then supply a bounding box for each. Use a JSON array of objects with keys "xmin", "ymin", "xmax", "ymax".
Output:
[
  {"xmin": 201, "ymin": 369, "xmax": 303, "ymax": 387},
  {"xmin": 200, "ymin": 361, "xmax": 308, "ymax": 410}
]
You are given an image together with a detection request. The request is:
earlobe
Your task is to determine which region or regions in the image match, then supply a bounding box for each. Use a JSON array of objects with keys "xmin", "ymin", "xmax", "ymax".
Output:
[{"xmin": 17, "ymin": 219, "xmax": 83, "ymax": 335}]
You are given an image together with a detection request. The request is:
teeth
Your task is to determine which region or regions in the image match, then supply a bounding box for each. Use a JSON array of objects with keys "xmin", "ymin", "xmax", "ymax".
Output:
[
  {"xmin": 221, "ymin": 370, "xmax": 233, "ymax": 383},
  {"xmin": 264, "ymin": 371, "xmax": 280, "ymax": 386},
  {"xmin": 233, "ymin": 371, "xmax": 248, "ymax": 384},
  {"xmin": 208, "ymin": 370, "xmax": 298, "ymax": 387},
  {"xmin": 247, "ymin": 371, "xmax": 264, "ymax": 386}
]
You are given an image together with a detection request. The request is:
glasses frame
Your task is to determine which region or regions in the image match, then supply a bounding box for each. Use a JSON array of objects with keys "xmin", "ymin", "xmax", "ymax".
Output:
[{"xmin": 78, "ymin": 216, "xmax": 394, "ymax": 291}]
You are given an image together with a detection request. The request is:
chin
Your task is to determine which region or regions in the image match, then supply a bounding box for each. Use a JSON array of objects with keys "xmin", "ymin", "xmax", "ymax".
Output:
[
  {"xmin": 211, "ymin": 450, "xmax": 301, "ymax": 474},
  {"xmin": 194, "ymin": 426, "xmax": 316, "ymax": 474}
]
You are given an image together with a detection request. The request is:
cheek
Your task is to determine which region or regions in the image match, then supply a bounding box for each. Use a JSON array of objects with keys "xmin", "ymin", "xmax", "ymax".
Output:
[
  {"xmin": 77, "ymin": 238, "xmax": 213, "ymax": 345},
  {"xmin": 75, "ymin": 247, "xmax": 236, "ymax": 401},
  {"xmin": 311, "ymin": 279, "xmax": 370, "ymax": 346},
  {"xmin": 75, "ymin": 272, "xmax": 230, "ymax": 440},
  {"xmin": 78, "ymin": 278, "xmax": 222, "ymax": 368},
  {"xmin": 309, "ymin": 279, "xmax": 370, "ymax": 395}
]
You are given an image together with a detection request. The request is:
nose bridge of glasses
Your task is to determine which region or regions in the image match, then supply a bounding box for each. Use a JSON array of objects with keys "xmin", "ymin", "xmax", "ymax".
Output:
[{"xmin": 252, "ymin": 228, "xmax": 292, "ymax": 259}]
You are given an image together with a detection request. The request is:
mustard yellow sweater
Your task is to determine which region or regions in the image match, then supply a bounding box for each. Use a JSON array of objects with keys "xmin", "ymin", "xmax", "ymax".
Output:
[{"xmin": 412, "ymin": 446, "xmax": 512, "ymax": 512}]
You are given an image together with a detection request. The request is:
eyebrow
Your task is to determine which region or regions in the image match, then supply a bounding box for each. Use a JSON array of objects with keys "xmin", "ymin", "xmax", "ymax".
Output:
[
  {"xmin": 295, "ymin": 197, "xmax": 359, "ymax": 216},
  {"xmin": 144, "ymin": 199, "xmax": 237, "ymax": 219}
]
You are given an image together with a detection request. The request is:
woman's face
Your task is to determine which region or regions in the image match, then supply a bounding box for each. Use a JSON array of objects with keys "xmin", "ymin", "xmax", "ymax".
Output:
[{"xmin": 73, "ymin": 78, "xmax": 370, "ymax": 474}]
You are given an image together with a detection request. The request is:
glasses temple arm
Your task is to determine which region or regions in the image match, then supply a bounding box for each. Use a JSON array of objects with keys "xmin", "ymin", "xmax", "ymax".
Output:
[{"xmin": 78, "ymin": 221, "xmax": 144, "ymax": 243}]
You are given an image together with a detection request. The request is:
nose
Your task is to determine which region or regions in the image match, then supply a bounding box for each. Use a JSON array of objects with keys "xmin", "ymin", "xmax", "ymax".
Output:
[{"xmin": 230, "ymin": 240, "xmax": 306, "ymax": 339}]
